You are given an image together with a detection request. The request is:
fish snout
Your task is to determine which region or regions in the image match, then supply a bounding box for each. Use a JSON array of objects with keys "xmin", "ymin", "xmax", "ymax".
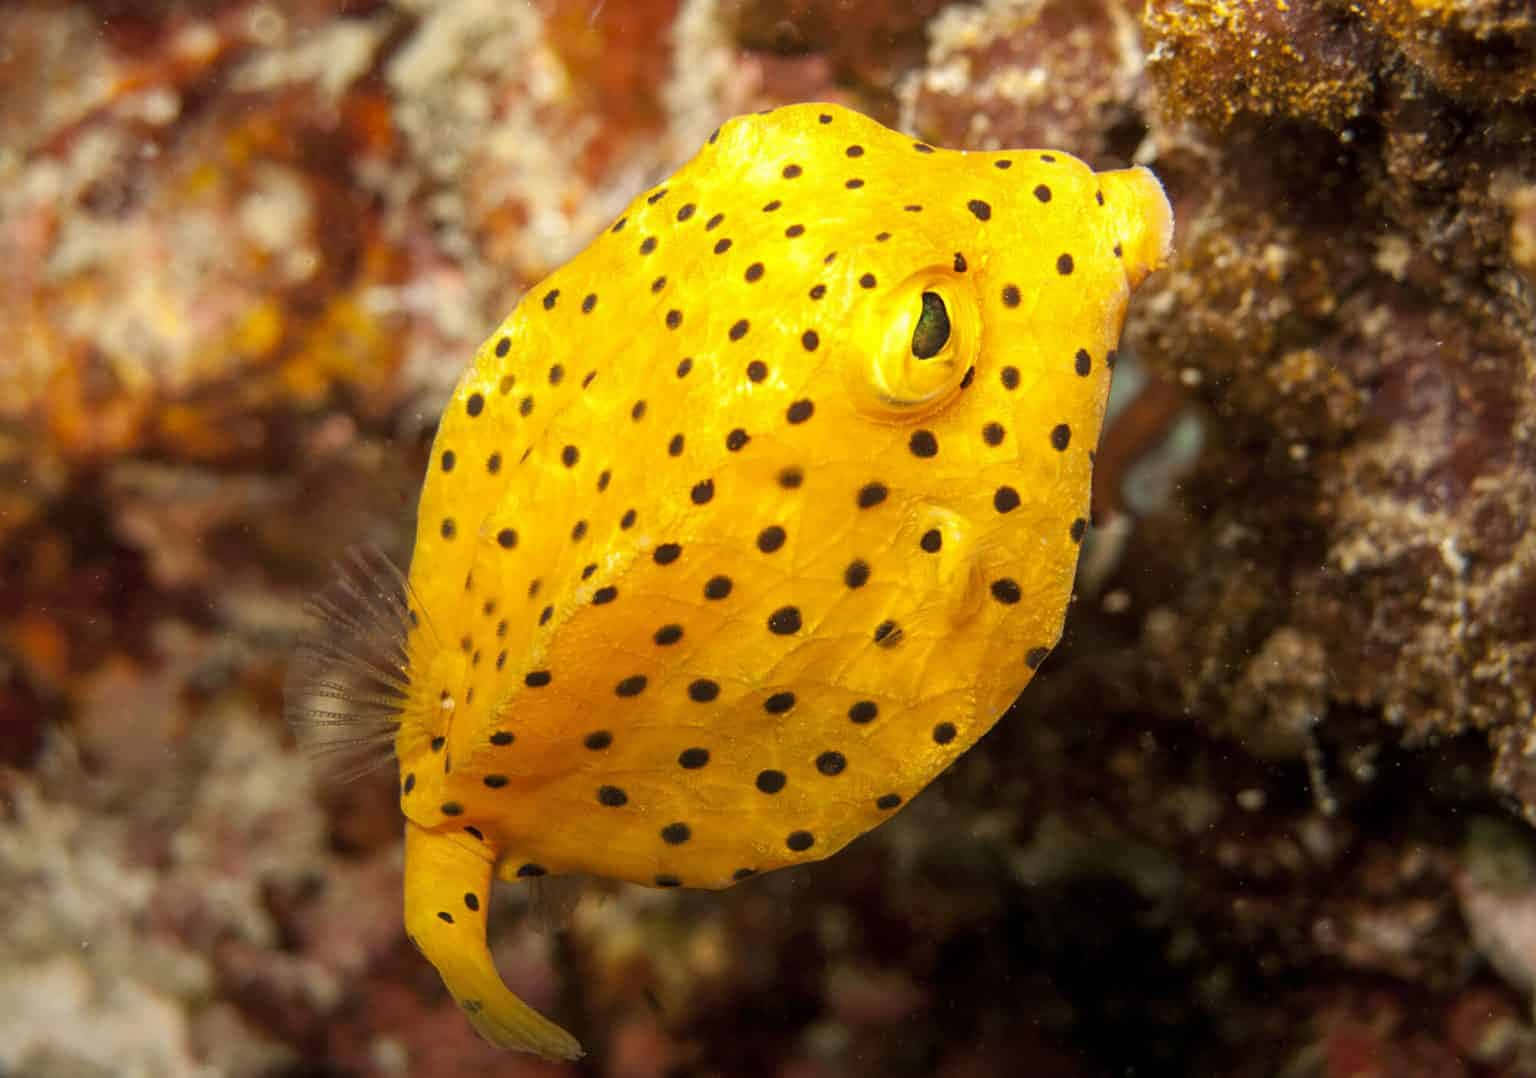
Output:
[{"xmin": 1098, "ymin": 165, "xmax": 1174, "ymax": 290}]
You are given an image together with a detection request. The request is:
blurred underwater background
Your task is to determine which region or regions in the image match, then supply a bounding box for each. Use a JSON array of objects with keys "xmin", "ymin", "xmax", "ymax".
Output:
[{"xmin": 1, "ymin": 0, "xmax": 1535, "ymax": 1074}]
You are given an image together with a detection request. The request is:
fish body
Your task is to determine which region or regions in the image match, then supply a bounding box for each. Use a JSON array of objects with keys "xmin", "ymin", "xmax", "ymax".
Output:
[{"xmin": 291, "ymin": 103, "xmax": 1172, "ymax": 1059}]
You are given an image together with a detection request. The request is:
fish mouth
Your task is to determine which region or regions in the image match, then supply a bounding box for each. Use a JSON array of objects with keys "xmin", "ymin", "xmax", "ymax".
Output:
[{"xmin": 1098, "ymin": 165, "xmax": 1174, "ymax": 289}]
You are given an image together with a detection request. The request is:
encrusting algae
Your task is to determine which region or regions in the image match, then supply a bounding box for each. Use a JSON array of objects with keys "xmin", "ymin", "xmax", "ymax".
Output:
[{"xmin": 287, "ymin": 102, "xmax": 1172, "ymax": 1060}]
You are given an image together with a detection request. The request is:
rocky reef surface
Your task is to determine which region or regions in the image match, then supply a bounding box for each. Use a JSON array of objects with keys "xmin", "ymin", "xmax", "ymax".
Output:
[{"xmin": 2, "ymin": 1, "xmax": 1534, "ymax": 1075}]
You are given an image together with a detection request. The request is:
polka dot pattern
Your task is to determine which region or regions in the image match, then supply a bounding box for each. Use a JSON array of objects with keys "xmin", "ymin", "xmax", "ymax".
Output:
[{"xmin": 385, "ymin": 101, "xmax": 1166, "ymax": 976}]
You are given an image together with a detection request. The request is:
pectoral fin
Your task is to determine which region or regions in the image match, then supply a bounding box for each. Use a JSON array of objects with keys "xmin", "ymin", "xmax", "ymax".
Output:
[{"xmin": 917, "ymin": 503, "xmax": 984, "ymax": 628}]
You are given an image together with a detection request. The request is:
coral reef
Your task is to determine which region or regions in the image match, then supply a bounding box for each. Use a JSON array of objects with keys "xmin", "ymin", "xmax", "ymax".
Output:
[{"xmin": 3, "ymin": 0, "xmax": 1535, "ymax": 1074}]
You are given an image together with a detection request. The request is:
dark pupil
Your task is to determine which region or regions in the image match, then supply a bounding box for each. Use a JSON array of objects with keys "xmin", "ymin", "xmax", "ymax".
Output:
[{"xmin": 911, "ymin": 292, "xmax": 950, "ymax": 359}]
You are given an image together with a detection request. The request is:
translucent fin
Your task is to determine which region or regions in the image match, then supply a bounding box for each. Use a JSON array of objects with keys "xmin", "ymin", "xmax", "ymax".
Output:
[
  {"xmin": 284, "ymin": 545, "xmax": 427, "ymax": 781},
  {"xmin": 404, "ymin": 822, "xmax": 585, "ymax": 1060},
  {"xmin": 527, "ymin": 875, "xmax": 587, "ymax": 935}
]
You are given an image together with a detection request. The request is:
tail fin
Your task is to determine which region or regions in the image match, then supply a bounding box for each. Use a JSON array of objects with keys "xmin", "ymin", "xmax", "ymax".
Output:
[
  {"xmin": 1099, "ymin": 165, "xmax": 1175, "ymax": 290},
  {"xmin": 404, "ymin": 822, "xmax": 585, "ymax": 1060}
]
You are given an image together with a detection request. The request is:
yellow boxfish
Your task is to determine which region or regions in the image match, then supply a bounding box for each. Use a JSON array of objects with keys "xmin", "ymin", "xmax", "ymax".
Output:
[{"xmin": 288, "ymin": 102, "xmax": 1172, "ymax": 1059}]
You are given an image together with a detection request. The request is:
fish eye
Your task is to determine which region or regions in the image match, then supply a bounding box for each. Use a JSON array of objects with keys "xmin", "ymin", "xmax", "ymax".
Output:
[
  {"xmin": 845, "ymin": 267, "xmax": 978, "ymax": 417},
  {"xmin": 911, "ymin": 292, "xmax": 950, "ymax": 359}
]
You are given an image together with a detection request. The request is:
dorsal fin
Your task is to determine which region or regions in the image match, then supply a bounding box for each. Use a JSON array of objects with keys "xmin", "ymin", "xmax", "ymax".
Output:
[{"xmin": 284, "ymin": 545, "xmax": 432, "ymax": 781}]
